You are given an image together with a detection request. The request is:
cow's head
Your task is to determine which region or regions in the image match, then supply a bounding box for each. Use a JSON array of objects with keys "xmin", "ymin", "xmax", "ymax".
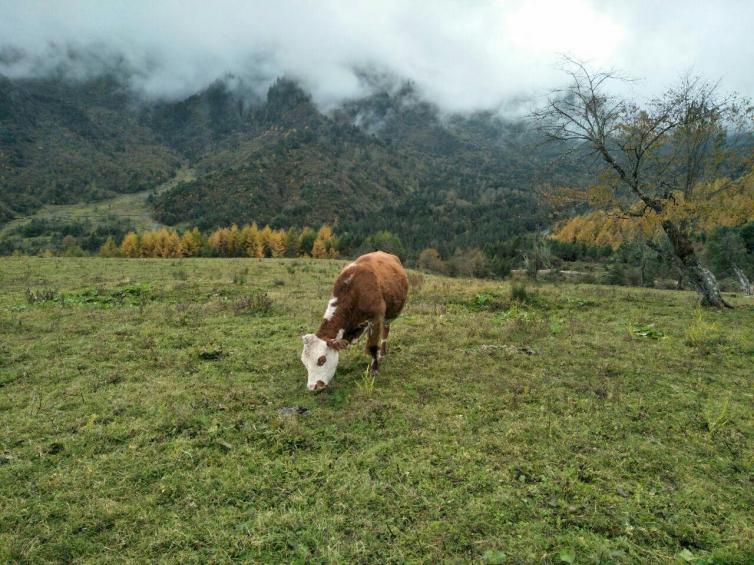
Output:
[{"xmin": 300, "ymin": 334, "xmax": 348, "ymax": 391}]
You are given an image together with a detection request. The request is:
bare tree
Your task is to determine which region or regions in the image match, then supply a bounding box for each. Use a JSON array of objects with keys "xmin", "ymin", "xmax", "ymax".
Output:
[{"xmin": 534, "ymin": 58, "xmax": 752, "ymax": 308}]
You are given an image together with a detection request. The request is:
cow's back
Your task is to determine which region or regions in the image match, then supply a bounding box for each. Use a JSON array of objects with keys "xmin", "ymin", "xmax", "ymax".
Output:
[{"xmin": 352, "ymin": 251, "xmax": 408, "ymax": 320}]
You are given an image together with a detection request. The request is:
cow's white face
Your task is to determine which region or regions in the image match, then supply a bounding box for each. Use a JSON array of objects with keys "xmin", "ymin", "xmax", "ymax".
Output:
[{"xmin": 300, "ymin": 334, "xmax": 339, "ymax": 391}]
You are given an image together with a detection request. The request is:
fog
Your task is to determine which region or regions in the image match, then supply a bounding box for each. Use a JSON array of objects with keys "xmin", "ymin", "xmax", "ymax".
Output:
[{"xmin": 1, "ymin": 0, "xmax": 753, "ymax": 113}]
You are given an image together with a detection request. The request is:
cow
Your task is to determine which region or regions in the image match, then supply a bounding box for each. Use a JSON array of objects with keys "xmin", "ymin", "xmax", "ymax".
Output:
[{"xmin": 300, "ymin": 251, "xmax": 409, "ymax": 391}]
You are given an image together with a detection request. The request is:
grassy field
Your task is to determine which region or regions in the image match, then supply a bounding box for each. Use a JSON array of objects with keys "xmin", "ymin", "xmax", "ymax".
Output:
[{"xmin": 1, "ymin": 257, "xmax": 752, "ymax": 563}]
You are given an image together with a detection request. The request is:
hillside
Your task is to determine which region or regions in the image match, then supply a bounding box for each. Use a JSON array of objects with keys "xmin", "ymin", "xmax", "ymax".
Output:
[
  {"xmin": 151, "ymin": 79, "xmax": 588, "ymax": 253},
  {"xmin": 1, "ymin": 257, "xmax": 752, "ymax": 562},
  {"xmin": 0, "ymin": 72, "xmax": 589, "ymax": 255},
  {"xmin": 0, "ymin": 75, "xmax": 182, "ymax": 223}
]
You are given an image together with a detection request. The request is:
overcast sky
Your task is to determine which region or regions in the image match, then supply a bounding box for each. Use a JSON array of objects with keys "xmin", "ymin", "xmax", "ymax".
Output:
[{"xmin": 1, "ymin": 0, "xmax": 753, "ymax": 113}]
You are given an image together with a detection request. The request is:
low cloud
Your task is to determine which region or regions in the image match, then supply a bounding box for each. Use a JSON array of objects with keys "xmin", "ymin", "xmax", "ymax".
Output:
[{"xmin": 1, "ymin": 0, "xmax": 752, "ymax": 113}]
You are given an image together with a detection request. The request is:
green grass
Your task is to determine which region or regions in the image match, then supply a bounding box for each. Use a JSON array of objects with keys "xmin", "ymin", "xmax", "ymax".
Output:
[{"xmin": 1, "ymin": 258, "xmax": 753, "ymax": 563}]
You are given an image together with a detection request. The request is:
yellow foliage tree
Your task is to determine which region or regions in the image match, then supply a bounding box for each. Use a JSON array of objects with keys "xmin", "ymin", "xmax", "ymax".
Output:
[
  {"xmin": 159, "ymin": 228, "xmax": 182, "ymax": 257},
  {"xmin": 140, "ymin": 230, "xmax": 158, "ymax": 257},
  {"xmin": 311, "ymin": 237, "xmax": 327, "ymax": 258},
  {"xmin": 227, "ymin": 224, "xmax": 241, "ymax": 257},
  {"xmin": 242, "ymin": 223, "xmax": 264, "ymax": 257},
  {"xmin": 120, "ymin": 232, "xmax": 141, "ymax": 257},
  {"xmin": 179, "ymin": 228, "xmax": 203, "ymax": 257},
  {"xmin": 311, "ymin": 225, "xmax": 337, "ymax": 258},
  {"xmin": 553, "ymin": 172, "xmax": 754, "ymax": 250},
  {"xmin": 260, "ymin": 225, "xmax": 275, "ymax": 257},
  {"xmin": 267, "ymin": 229, "xmax": 287, "ymax": 257},
  {"xmin": 208, "ymin": 227, "xmax": 231, "ymax": 256}
]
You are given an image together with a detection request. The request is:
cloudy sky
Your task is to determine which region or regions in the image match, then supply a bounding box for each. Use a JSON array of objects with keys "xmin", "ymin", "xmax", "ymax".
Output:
[{"xmin": 1, "ymin": 0, "xmax": 753, "ymax": 112}]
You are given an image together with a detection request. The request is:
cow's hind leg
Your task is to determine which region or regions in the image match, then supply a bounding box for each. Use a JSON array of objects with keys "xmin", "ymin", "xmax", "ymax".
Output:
[
  {"xmin": 380, "ymin": 320, "xmax": 391, "ymax": 360},
  {"xmin": 365, "ymin": 317, "xmax": 384, "ymax": 374}
]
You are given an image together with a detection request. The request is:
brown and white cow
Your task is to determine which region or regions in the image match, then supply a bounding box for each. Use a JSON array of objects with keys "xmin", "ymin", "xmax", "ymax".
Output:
[{"xmin": 301, "ymin": 251, "xmax": 409, "ymax": 391}]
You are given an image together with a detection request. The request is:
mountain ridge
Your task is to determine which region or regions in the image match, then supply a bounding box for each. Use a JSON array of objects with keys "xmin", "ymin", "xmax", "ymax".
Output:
[{"xmin": 0, "ymin": 72, "xmax": 587, "ymax": 254}]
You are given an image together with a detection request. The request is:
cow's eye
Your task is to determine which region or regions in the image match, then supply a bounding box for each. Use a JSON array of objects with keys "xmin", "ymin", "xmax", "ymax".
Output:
[{"xmin": 317, "ymin": 355, "xmax": 327, "ymax": 366}]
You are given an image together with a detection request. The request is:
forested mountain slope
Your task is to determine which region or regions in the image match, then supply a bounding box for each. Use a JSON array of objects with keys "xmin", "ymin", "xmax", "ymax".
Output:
[
  {"xmin": 0, "ymin": 75, "xmax": 181, "ymax": 223},
  {"xmin": 1, "ymin": 72, "xmax": 588, "ymax": 254}
]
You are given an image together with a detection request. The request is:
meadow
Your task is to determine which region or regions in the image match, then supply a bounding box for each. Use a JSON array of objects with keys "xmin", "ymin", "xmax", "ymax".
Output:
[{"xmin": 0, "ymin": 257, "xmax": 752, "ymax": 563}]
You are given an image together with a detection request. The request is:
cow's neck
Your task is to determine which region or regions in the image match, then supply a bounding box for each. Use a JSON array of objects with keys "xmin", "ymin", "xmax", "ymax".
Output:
[{"xmin": 316, "ymin": 294, "xmax": 352, "ymax": 340}]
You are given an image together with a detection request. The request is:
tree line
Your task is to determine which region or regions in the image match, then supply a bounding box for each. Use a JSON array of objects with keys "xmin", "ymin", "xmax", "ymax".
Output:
[{"xmin": 100, "ymin": 224, "xmax": 338, "ymax": 258}]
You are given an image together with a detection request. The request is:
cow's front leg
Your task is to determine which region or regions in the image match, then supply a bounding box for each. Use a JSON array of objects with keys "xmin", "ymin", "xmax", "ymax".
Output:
[{"xmin": 365, "ymin": 316, "xmax": 384, "ymax": 374}]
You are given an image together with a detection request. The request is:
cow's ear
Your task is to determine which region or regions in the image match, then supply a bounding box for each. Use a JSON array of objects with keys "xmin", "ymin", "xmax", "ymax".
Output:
[
  {"xmin": 327, "ymin": 338, "xmax": 349, "ymax": 351},
  {"xmin": 301, "ymin": 333, "xmax": 315, "ymax": 345}
]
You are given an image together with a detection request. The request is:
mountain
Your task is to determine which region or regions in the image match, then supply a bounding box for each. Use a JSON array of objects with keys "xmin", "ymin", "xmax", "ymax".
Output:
[
  {"xmin": 0, "ymin": 75, "xmax": 182, "ymax": 223},
  {"xmin": 0, "ymin": 72, "xmax": 589, "ymax": 255}
]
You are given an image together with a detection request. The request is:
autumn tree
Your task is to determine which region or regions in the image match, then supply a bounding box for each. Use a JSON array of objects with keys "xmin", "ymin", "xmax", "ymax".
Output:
[
  {"xmin": 242, "ymin": 223, "xmax": 264, "ymax": 258},
  {"xmin": 179, "ymin": 228, "xmax": 203, "ymax": 257},
  {"xmin": 311, "ymin": 225, "xmax": 337, "ymax": 258},
  {"xmin": 208, "ymin": 227, "xmax": 231, "ymax": 256},
  {"xmin": 260, "ymin": 225, "xmax": 274, "ymax": 257},
  {"xmin": 120, "ymin": 232, "xmax": 141, "ymax": 257},
  {"xmin": 534, "ymin": 59, "xmax": 752, "ymax": 307},
  {"xmin": 310, "ymin": 237, "xmax": 327, "ymax": 258},
  {"xmin": 227, "ymin": 224, "xmax": 242, "ymax": 257},
  {"xmin": 140, "ymin": 230, "xmax": 158, "ymax": 257},
  {"xmin": 159, "ymin": 228, "xmax": 181, "ymax": 257},
  {"xmin": 266, "ymin": 228, "xmax": 287, "ymax": 257},
  {"xmin": 418, "ymin": 247, "xmax": 446, "ymax": 273}
]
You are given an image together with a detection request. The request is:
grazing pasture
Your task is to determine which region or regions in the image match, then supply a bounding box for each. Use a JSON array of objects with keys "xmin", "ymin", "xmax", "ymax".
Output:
[{"xmin": 0, "ymin": 257, "xmax": 752, "ymax": 563}]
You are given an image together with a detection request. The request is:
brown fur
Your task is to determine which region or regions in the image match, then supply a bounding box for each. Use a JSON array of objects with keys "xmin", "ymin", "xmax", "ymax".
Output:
[{"xmin": 316, "ymin": 251, "xmax": 409, "ymax": 372}]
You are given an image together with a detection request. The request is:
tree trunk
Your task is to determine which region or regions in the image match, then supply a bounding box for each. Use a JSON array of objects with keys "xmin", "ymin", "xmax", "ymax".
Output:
[
  {"xmin": 661, "ymin": 220, "xmax": 732, "ymax": 308},
  {"xmin": 732, "ymin": 264, "xmax": 753, "ymax": 296}
]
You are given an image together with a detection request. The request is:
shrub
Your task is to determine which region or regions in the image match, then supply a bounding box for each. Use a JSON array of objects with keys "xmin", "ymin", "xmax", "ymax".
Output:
[
  {"xmin": 446, "ymin": 248, "xmax": 489, "ymax": 278},
  {"xmin": 417, "ymin": 248, "xmax": 446, "ymax": 273},
  {"xmin": 233, "ymin": 289, "xmax": 273, "ymax": 316}
]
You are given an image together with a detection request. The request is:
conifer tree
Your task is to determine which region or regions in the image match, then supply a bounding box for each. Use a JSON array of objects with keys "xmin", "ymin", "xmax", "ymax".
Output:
[{"xmin": 243, "ymin": 223, "xmax": 264, "ymax": 258}]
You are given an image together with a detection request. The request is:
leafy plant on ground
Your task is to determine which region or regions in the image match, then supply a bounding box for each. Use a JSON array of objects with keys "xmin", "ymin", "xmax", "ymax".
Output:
[
  {"xmin": 472, "ymin": 291, "xmax": 507, "ymax": 311},
  {"xmin": 627, "ymin": 322, "xmax": 665, "ymax": 339}
]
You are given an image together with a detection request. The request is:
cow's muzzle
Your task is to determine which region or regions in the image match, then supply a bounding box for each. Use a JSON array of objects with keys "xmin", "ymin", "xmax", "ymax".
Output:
[{"xmin": 308, "ymin": 380, "xmax": 327, "ymax": 392}]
